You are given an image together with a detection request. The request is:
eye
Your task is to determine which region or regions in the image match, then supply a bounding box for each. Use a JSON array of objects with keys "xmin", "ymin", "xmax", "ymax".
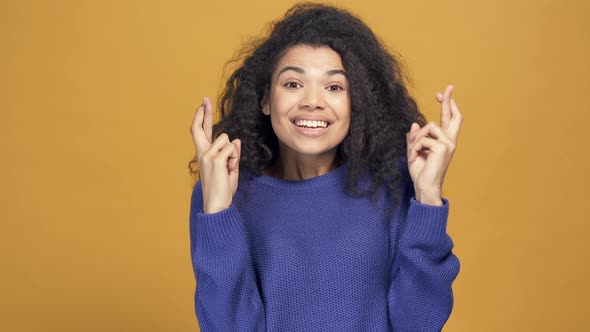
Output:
[
  {"xmin": 327, "ymin": 84, "xmax": 344, "ymax": 91},
  {"xmin": 284, "ymin": 82, "xmax": 302, "ymax": 89}
]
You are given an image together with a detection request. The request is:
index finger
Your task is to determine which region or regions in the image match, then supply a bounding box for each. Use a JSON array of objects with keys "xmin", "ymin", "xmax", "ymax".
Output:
[
  {"xmin": 440, "ymin": 85, "xmax": 454, "ymax": 131},
  {"xmin": 446, "ymin": 98, "xmax": 463, "ymax": 141},
  {"xmin": 190, "ymin": 103, "xmax": 208, "ymax": 157},
  {"xmin": 203, "ymin": 97, "xmax": 213, "ymax": 143}
]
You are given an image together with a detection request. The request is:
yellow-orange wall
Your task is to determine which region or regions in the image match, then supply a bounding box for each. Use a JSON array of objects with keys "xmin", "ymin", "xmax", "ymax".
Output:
[{"xmin": 2, "ymin": 0, "xmax": 589, "ymax": 331}]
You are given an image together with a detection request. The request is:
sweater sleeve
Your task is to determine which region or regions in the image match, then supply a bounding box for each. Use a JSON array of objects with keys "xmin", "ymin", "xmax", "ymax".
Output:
[
  {"xmin": 189, "ymin": 181, "xmax": 266, "ymax": 331},
  {"xmin": 387, "ymin": 185, "xmax": 461, "ymax": 331}
]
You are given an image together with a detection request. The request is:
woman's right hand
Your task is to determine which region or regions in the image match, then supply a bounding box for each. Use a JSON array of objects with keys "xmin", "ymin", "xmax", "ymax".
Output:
[{"xmin": 190, "ymin": 97, "xmax": 241, "ymax": 214}]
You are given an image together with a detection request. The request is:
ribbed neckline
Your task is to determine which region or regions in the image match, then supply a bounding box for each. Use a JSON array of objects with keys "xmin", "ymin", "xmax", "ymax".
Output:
[{"xmin": 251, "ymin": 161, "xmax": 349, "ymax": 190}]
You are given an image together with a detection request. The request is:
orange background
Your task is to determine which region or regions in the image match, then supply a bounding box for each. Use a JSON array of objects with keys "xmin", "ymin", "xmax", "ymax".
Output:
[{"xmin": 2, "ymin": 0, "xmax": 589, "ymax": 331}]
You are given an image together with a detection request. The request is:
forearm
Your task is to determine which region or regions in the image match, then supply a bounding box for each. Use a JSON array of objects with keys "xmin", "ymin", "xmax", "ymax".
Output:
[
  {"xmin": 190, "ymin": 200, "xmax": 265, "ymax": 331},
  {"xmin": 388, "ymin": 197, "xmax": 460, "ymax": 331}
]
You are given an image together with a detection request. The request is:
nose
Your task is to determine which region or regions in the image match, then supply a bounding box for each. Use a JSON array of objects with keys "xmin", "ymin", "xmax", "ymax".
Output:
[{"xmin": 299, "ymin": 85, "xmax": 326, "ymax": 110}]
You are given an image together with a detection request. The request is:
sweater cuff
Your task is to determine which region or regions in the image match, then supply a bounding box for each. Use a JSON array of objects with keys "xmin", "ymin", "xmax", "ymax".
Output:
[
  {"xmin": 195, "ymin": 205, "xmax": 246, "ymax": 251},
  {"xmin": 404, "ymin": 197, "xmax": 450, "ymax": 243}
]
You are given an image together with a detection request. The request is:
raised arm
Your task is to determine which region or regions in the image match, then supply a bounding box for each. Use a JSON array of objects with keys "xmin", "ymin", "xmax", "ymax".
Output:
[
  {"xmin": 189, "ymin": 97, "xmax": 265, "ymax": 331},
  {"xmin": 387, "ymin": 84, "xmax": 463, "ymax": 329}
]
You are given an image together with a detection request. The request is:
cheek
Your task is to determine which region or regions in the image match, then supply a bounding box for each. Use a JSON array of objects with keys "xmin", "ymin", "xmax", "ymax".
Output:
[
  {"xmin": 268, "ymin": 99, "xmax": 293, "ymax": 134},
  {"xmin": 271, "ymin": 91, "xmax": 297, "ymax": 111},
  {"xmin": 329, "ymin": 98, "xmax": 351, "ymax": 121},
  {"xmin": 270, "ymin": 95, "xmax": 299, "ymax": 126}
]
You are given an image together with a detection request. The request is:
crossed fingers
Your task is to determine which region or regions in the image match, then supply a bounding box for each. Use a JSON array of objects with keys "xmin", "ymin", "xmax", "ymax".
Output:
[
  {"xmin": 436, "ymin": 85, "xmax": 462, "ymax": 142},
  {"xmin": 190, "ymin": 97, "xmax": 214, "ymax": 159},
  {"xmin": 407, "ymin": 85, "xmax": 462, "ymax": 162}
]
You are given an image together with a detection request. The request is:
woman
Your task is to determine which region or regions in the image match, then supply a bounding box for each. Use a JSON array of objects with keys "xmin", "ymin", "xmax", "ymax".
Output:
[{"xmin": 189, "ymin": 3, "xmax": 463, "ymax": 331}]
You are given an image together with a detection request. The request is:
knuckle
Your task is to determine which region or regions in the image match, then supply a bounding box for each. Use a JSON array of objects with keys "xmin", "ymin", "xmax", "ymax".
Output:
[
  {"xmin": 223, "ymin": 142, "xmax": 236, "ymax": 155},
  {"xmin": 200, "ymin": 151, "xmax": 213, "ymax": 164},
  {"xmin": 214, "ymin": 155, "xmax": 227, "ymax": 166},
  {"xmin": 199, "ymin": 158, "xmax": 210, "ymax": 168},
  {"xmin": 216, "ymin": 133, "xmax": 229, "ymax": 144}
]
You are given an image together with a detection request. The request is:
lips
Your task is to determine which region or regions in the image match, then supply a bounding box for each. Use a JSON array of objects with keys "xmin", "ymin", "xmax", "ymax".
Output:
[
  {"xmin": 290, "ymin": 118, "xmax": 332, "ymax": 137},
  {"xmin": 293, "ymin": 119, "xmax": 329, "ymax": 129}
]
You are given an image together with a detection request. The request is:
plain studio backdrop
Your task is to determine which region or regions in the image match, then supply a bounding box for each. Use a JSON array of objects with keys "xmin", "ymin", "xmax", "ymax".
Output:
[{"xmin": 1, "ymin": 0, "xmax": 589, "ymax": 331}]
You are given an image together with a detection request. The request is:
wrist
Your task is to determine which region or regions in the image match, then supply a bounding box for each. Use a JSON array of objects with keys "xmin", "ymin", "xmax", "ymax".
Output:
[
  {"xmin": 415, "ymin": 190, "xmax": 443, "ymax": 206},
  {"xmin": 204, "ymin": 202, "xmax": 231, "ymax": 214}
]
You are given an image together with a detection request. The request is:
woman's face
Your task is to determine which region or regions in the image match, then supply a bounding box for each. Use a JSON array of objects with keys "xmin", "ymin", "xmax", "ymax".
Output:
[{"xmin": 262, "ymin": 44, "xmax": 351, "ymax": 161}]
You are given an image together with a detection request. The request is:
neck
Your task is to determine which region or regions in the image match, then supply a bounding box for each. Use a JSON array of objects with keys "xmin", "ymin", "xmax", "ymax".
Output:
[{"xmin": 265, "ymin": 151, "xmax": 342, "ymax": 181}]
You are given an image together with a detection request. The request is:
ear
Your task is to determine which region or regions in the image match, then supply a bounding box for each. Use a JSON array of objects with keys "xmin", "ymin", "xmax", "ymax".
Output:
[{"xmin": 261, "ymin": 96, "xmax": 270, "ymax": 116}]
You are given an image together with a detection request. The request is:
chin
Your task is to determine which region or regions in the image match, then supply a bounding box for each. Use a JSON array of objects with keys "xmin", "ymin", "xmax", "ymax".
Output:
[{"xmin": 284, "ymin": 141, "xmax": 340, "ymax": 158}]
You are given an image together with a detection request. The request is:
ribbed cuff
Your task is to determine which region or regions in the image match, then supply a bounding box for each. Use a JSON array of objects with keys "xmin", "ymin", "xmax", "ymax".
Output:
[
  {"xmin": 404, "ymin": 197, "xmax": 450, "ymax": 243},
  {"xmin": 195, "ymin": 205, "xmax": 246, "ymax": 251}
]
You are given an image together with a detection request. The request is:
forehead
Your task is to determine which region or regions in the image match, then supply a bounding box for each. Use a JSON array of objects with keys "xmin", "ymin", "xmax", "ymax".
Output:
[{"xmin": 274, "ymin": 45, "xmax": 345, "ymax": 72}]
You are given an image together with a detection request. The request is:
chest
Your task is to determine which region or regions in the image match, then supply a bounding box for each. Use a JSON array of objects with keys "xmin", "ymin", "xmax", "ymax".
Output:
[{"xmin": 240, "ymin": 193, "xmax": 391, "ymax": 279}]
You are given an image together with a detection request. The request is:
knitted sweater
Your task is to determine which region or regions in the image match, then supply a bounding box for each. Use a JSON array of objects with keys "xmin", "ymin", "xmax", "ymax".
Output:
[{"xmin": 189, "ymin": 160, "xmax": 460, "ymax": 331}]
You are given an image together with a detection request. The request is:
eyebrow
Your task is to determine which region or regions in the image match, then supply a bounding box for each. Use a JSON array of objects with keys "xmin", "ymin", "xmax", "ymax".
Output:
[{"xmin": 276, "ymin": 66, "xmax": 347, "ymax": 79}]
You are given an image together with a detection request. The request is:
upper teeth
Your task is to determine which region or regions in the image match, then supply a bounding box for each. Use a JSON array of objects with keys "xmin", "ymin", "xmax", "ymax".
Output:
[{"xmin": 294, "ymin": 119, "xmax": 329, "ymax": 128}]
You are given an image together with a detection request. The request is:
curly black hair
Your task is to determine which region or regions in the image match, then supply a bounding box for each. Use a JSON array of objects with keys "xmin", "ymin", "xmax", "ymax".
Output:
[{"xmin": 192, "ymin": 2, "xmax": 427, "ymax": 211}]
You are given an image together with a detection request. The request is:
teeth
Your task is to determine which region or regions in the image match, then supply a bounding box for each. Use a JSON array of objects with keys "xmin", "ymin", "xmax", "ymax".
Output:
[{"xmin": 294, "ymin": 119, "xmax": 329, "ymax": 128}]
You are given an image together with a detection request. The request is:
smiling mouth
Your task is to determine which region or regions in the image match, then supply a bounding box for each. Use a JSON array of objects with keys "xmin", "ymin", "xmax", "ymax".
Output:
[{"xmin": 291, "ymin": 119, "xmax": 332, "ymax": 129}]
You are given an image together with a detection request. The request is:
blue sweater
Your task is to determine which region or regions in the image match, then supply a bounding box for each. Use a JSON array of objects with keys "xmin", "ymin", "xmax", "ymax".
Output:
[{"xmin": 189, "ymin": 160, "xmax": 460, "ymax": 331}]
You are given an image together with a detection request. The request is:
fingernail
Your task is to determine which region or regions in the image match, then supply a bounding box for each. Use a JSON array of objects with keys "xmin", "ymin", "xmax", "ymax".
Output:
[{"xmin": 203, "ymin": 97, "xmax": 207, "ymax": 107}]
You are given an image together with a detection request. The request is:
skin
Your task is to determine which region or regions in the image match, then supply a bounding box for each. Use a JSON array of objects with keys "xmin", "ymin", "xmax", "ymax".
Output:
[
  {"xmin": 191, "ymin": 96, "xmax": 241, "ymax": 214},
  {"xmin": 261, "ymin": 45, "xmax": 351, "ymax": 181},
  {"xmin": 190, "ymin": 45, "xmax": 463, "ymax": 213},
  {"xmin": 407, "ymin": 85, "xmax": 463, "ymax": 206}
]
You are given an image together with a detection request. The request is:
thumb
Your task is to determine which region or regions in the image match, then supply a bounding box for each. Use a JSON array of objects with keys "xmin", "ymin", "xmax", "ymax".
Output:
[
  {"xmin": 233, "ymin": 139, "xmax": 241, "ymax": 164},
  {"xmin": 235, "ymin": 139, "xmax": 241, "ymax": 161},
  {"xmin": 229, "ymin": 140, "xmax": 241, "ymax": 191},
  {"xmin": 406, "ymin": 122, "xmax": 419, "ymax": 144},
  {"xmin": 228, "ymin": 139, "xmax": 241, "ymax": 172}
]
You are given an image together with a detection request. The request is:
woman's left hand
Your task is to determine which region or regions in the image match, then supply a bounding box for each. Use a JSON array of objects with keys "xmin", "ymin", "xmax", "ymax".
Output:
[{"xmin": 406, "ymin": 85, "xmax": 463, "ymax": 206}]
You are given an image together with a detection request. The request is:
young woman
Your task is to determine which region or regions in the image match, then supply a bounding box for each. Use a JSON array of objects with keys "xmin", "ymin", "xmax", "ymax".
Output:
[{"xmin": 189, "ymin": 3, "xmax": 463, "ymax": 331}]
